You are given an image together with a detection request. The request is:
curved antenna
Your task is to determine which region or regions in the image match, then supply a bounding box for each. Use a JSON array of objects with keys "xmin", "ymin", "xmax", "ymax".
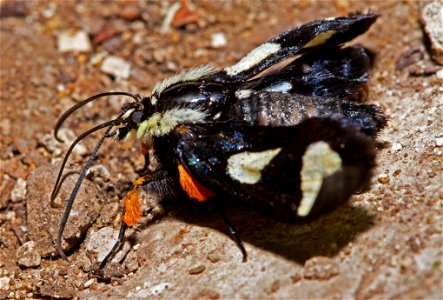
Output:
[
  {"xmin": 57, "ymin": 120, "xmax": 117, "ymax": 260},
  {"xmin": 50, "ymin": 118, "xmax": 118, "ymax": 203},
  {"xmin": 54, "ymin": 92, "xmax": 142, "ymax": 142}
]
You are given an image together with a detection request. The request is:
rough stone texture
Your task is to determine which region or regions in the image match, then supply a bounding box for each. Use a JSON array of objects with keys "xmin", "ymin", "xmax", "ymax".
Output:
[
  {"xmin": 26, "ymin": 164, "xmax": 103, "ymax": 256},
  {"xmin": 16, "ymin": 241, "xmax": 41, "ymax": 267},
  {"xmin": 421, "ymin": 0, "xmax": 443, "ymax": 64},
  {"xmin": 0, "ymin": 1, "xmax": 441, "ymax": 299},
  {"xmin": 84, "ymin": 227, "xmax": 121, "ymax": 263},
  {"xmin": 303, "ymin": 256, "xmax": 339, "ymax": 280}
]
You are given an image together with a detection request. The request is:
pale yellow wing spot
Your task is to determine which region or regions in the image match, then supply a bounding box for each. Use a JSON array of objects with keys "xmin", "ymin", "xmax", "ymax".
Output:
[{"xmin": 298, "ymin": 141, "xmax": 342, "ymax": 217}]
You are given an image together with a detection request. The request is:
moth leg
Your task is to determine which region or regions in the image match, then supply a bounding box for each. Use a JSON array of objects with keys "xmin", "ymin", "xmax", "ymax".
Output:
[
  {"xmin": 100, "ymin": 169, "xmax": 179, "ymax": 268},
  {"xmin": 213, "ymin": 200, "xmax": 247, "ymax": 262},
  {"xmin": 99, "ymin": 223, "xmax": 127, "ymax": 269},
  {"xmin": 141, "ymin": 168, "xmax": 181, "ymax": 201},
  {"xmin": 99, "ymin": 180, "xmax": 144, "ymax": 268},
  {"xmin": 138, "ymin": 143, "xmax": 151, "ymax": 174}
]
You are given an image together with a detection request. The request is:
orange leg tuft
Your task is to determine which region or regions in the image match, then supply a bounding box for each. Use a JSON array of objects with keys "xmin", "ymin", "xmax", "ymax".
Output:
[{"xmin": 122, "ymin": 189, "xmax": 142, "ymax": 227}]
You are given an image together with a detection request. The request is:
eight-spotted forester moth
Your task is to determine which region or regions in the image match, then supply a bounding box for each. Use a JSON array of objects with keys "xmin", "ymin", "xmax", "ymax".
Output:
[{"xmin": 52, "ymin": 12, "xmax": 387, "ymax": 267}]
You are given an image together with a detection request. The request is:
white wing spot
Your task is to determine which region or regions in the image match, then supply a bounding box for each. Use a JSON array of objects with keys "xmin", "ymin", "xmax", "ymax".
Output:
[
  {"xmin": 264, "ymin": 81, "xmax": 292, "ymax": 93},
  {"xmin": 227, "ymin": 148, "xmax": 282, "ymax": 184},
  {"xmin": 225, "ymin": 42, "xmax": 281, "ymax": 76},
  {"xmin": 303, "ymin": 30, "xmax": 336, "ymax": 48},
  {"xmin": 298, "ymin": 141, "xmax": 342, "ymax": 217},
  {"xmin": 213, "ymin": 112, "xmax": 221, "ymax": 120},
  {"xmin": 235, "ymin": 89, "xmax": 253, "ymax": 99}
]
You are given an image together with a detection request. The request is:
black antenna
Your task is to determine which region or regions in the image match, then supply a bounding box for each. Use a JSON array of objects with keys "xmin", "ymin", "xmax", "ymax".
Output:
[
  {"xmin": 51, "ymin": 119, "xmax": 118, "ymax": 203},
  {"xmin": 57, "ymin": 122, "xmax": 115, "ymax": 260},
  {"xmin": 54, "ymin": 92, "xmax": 142, "ymax": 142}
]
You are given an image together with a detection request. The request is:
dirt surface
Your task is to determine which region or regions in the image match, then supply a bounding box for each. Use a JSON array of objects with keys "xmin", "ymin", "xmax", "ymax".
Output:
[{"xmin": 1, "ymin": 1, "xmax": 442, "ymax": 299}]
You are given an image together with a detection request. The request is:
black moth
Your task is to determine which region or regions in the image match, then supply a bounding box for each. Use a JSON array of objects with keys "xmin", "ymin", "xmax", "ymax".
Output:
[{"xmin": 53, "ymin": 12, "xmax": 386, "ymax": 267}]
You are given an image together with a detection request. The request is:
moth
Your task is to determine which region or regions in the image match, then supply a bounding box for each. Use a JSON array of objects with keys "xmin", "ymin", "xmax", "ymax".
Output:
[{"xmin": 52, "ymin": 12, "xmax": 386, "ymax": 266}]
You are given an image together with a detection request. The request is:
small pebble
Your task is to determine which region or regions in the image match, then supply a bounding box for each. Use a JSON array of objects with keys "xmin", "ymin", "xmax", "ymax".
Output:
[
  {"xmin": 16, "ymin": 241, "xmax": 41, "ymax": 268},
  {"xmin": 124, "ymin": 251, "xmax": 140, "ymax": 273},
  {"xmin": 6, "ymin": 211, "xmax": 15, "ymax": 220},
  {"xmin": 10, "ymin": 178, "xmax": 26, "ymax": 203},
  {"xmin": 391, "ymin": 142, "xmax": 403, "ymax": 152},
  {"xmin": 436, "ymin": 69, "xmax": 443, "ymax": 80},
  {"xmin": 100, "ymin": 56, "xmax": 131, "ymax": 79},
  {"xmin": 166, "ymin": 61, "xmax": 178, "ymax": 71},
  {"xmin": 378, "ymin": 173, "xmax": 390, "ymax": 184},
  {"xmin": 0, "ymin": 277, "xmax": 10, "ymax": 290},
  {"xmin": 39, "ymin": 129, "xmax": 87, "ymax": 157},
  {"xmin": 89, "ymin": 51, "xmax": 107, "ymax": 66},
  {"xmin": 86, "ymin": 164, "xmax": 111, "ymax": 180},
  {"xmin": 119, "ymin": 4, "xmax": 141, "ymax": 21},
  {"xmin": 161, "ymin": 3, "xmax": 181, "ymax": 34},
  {"xmin": 0, "ymin": 119, "xmax": 11, "ymax": 135},
  {"xmin": 401, "ymin": 256, "xmax": 413, "ymax": 269},
  {"xmin": 148, "ymin": 282, "xmax": 170, "ymax": 296},
  {"xmin": 303, "ymin": 256, "xmax": 339, "ymax": 280},
  {"xmin": 84, "ymin": 278, "xmax": 95, "ymax": 288},
  {"xmin": 101, "ymin": 264, "xmax": 126, "ymax": 280},
  {"xmin": 211, "ymin": 32, "xmax": 227, "ymax": 48},
  {"xmin": 188, "ymin": 264, "xmax": 205, "ymax": 275},
  {"xmin": 207, "ymin": 252, "xmax": 221, "ymax": 263},
  {"xmin": 57, "ymin": 30, "xmax": 92, "ymax": 53},
  {"xmin": 435, "ymin": 137, "xmax": 443, "ymax": 147},
  {"xmin": 291, "ymin": 273, "xmax": 302, "ymax": 283},
  {"xmin": 42, "ymin": 3, "xmax": 55, "ymax": 18},
  {"xmin": 152, "ymin": 49, "xmax": 166, "ymax": 63}
]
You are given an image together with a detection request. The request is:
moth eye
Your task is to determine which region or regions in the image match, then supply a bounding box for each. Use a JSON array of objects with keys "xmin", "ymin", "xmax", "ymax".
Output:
[{"xmin": 131, "ymin": 111, "xmax": 144, "ymax": 124}]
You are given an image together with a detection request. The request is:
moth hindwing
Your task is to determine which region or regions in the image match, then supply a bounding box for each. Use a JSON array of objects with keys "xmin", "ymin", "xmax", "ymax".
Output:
[{"xmin": 54, "ymin": 12, "xmax": 386, "ymax": 266}]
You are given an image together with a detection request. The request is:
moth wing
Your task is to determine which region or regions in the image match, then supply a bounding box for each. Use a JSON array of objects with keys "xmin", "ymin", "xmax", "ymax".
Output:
[
  {"xmin": 240, "ymin": 45, "xmax": 372, "ymax": 99},
  {"xmin": 213, "ymin": 13, "xmax": 378, "ymax": 82},
  {"xmin": 173, "ymin": 117, "xmax": 375, "ymax": 221}
]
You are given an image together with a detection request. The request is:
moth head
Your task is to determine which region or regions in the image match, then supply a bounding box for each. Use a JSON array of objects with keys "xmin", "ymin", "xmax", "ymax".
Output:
[{"xmin": 114, "ymin": 97, "xmax": 151, "ymax": 142}]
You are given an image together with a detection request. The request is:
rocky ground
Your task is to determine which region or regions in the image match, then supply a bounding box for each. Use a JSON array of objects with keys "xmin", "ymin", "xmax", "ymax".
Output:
[{"xmin": 0, "ymin": 0, "xmax": 442, "ymax": 299}]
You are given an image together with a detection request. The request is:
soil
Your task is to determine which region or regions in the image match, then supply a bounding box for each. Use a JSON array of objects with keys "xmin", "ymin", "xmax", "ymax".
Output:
[{"xmin": 0, "ymin": 1, "xmax": 442, "ymax": 299}]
